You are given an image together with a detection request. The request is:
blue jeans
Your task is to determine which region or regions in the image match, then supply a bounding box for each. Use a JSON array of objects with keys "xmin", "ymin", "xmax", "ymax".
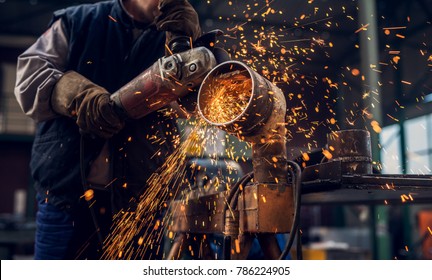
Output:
[
  {"xmin": 34, "ymin": 197, "xmax": 74, "ymax": 259},
  {"xmin": 34, "ymin": 191, "xmax": 112, "ymax": 259}
]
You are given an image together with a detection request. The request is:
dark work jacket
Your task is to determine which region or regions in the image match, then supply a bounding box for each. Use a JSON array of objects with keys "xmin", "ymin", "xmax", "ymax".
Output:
[{"xmin": 31, "ymin": 0, "xmax": 176, "ymax": 211}]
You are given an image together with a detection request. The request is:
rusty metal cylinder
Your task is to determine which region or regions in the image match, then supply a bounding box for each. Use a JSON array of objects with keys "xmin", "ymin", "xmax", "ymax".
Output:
[
  {"xmin": 327, "ymin": 129, "xmax": 373, "ymax": 174},
  {"xmin": 198, "ymin": 61, "xmax": 277, "ymax": 138},
  {"xmin": 224, "ymin": 209, "xmax": 239, "ymax": 237},
  {"xmin": 253, "ymin": 141, "xmax": 288, "ymax": 184},
  {"xmin": 197, "ymin": 61, "xmax": 294, "ymax": 234},
  {"xmin": 197, "ymin": 61, "xmax": 288, "ymax": 184}
]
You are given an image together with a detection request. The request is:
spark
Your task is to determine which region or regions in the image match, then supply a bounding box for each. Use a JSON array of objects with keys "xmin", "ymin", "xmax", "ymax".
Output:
[
  {"xmin": 351, "ymin": 68, "xmax": 360, "ymax": 76},
  {"xmin": 389, "ymin": 50, "xmax": 400, "ymax": 55},
  {"xmin": 382, "ymin": 26, "xmax": 406, "ymax": 30},
  {"xmin": 82, "ymin": 189, "xmax": 94, "ymax": 201},
  {"xmin": 371, "ymin": 120, "xmax": 382, "ymax": 133},
  {"xmin": 322, "ymin": 149, "xmax": 333, "ymax": 160},
  {"xmin": 108, "ymin": 15, "xmax": 118, "ymax": 23},
  {"xmin": 201, "ymin": 71, "xmax": 252, "ymax": 124},
  {"xmin": 235, "ymin": 238, "xmax": 241, "ymax": 254},
  {"xmin": 400, "ymin": 194, "xmax": 413, "ymax": 203},
  {"xmin": 251, "ymin": 40, "xmax": 266, "ymax": 54},
  {"xmin": 164, "ymin": 44, "xmax": 173, "ymax": 56},
  {"xmin": 386, "ymin": 114, "xmax": 399, "ymax": 122},
  {"xmin": 355, "ymin": 23, "xmax": 369, "ymax": 33},
  {"xmin": 102, "ymin": 119, "xmax": 216, "ymax": 259}
]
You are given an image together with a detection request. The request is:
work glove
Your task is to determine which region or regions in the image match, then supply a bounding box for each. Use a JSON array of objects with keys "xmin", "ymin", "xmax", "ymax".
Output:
[
  {"xmin": 155, "ymin": 0, "xmax": 202, "ymax": 53},
  {"xmin": 51, "ymin": 71, "xmax": 125, "ymax": 139}
]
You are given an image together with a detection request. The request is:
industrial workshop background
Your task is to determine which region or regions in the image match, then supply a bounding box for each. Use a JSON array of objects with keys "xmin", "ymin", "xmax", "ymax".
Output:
[{"xmin": 0, "ymin": 0, "xmax": 431, "ymax": 260}]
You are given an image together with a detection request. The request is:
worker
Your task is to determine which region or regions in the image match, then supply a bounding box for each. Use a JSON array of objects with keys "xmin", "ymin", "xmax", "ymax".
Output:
[{"xmin": 14, "ymin": 0, "xmax": 203, "ymax": 259}]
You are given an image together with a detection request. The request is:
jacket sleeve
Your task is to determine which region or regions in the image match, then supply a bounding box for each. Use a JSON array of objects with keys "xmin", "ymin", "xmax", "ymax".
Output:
[{"xmin": 14, "ymin": 19, "xmax": 69, "ymax": 122}]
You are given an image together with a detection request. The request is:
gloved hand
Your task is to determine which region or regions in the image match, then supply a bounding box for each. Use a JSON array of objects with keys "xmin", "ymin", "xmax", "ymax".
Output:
[
  {"xmin": 51, "ymin": 71, "xmax": 125, "ymax": 139},
  {"xmin": 155, "ymin": 0, "xmax": 201, "ymax": 53}
]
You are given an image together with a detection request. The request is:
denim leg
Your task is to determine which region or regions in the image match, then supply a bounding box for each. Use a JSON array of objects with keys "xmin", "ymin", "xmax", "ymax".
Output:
[{"xmin": 34, "ymin": 197, "xmax": 74, "ymax": 260}]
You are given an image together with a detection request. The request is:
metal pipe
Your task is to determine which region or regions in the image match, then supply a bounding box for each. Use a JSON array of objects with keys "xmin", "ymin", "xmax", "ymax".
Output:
[
  {"xmin": 197, "ymin": 61, "xmax": 294, "ymax": 236},
  {"xmin": 327, "ymin": 129, "xmax": 373, "ymax": 174},
  {"xmin": 197, "ymin": 61, "xmax": 288, "ymax": 184}
]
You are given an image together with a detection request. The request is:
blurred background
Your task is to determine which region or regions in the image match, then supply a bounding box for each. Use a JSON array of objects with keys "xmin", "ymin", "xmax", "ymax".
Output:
[{"xmin": 0, "ymin": 0, "xmax": 431, "ymax": 260}]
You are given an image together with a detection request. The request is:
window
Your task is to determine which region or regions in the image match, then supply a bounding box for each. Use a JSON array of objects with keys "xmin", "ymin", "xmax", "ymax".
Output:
[
  {"xmin": 405, "ymin": 115, "xmax": 432, "ymax": 174},
  {"xmin": 380, "ymin": 114, "xmax": 432, "ymax": 175},
  {"xmin": 380, "ymin": 124, "xmax": 402, "ymax": 174}
]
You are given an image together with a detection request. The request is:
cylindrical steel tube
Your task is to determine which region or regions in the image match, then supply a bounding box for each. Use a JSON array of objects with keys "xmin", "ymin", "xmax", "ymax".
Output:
[
  {"xmin": 197, "ymin": 61, "xmax": 288, "ymax": 184},
  {"xmin": 327, "ymin": 129, "xmax": 373, "ymax": 174},
  {"xmin": 198, "ymin": 61, "xmax": 275, "ymax": 138}
]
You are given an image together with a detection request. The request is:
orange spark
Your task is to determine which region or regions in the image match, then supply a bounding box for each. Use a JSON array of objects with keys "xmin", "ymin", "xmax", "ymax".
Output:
[
  {"xmin": 355, "ymin": 23, "xmax": 370, "ymax": 33},
  {"xmin": 108, "ymin": 15, "xmax": 118, "ymax": 23}
]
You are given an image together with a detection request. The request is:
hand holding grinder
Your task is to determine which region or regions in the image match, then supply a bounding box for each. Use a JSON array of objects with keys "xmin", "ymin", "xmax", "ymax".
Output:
[{"xmin": 50, "ymin": 0, "xmax": 219, "ymax": 138}]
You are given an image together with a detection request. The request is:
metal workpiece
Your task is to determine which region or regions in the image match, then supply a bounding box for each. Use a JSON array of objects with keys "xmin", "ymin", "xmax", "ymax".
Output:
[
  {"xmin": 326, "ymin": 129, "xmax": 373, "ymax": 175},
  {"xmin": 169, "ymin": 192, "xmax": 226, "ymax": 234},
  {"xmin": 224, "ymin": 208, "xmax": 240, "ymax": 237},
  {"xmin": 197, "ymin": 60, "xmax": 288, "ymax": 184},
  {"xmin": 168, "ymin": 61, "xmax": 296, "ymax": 259},
  {"xmin": 196, "ymin": 60, "xmax": 293, "ymax": 230},
  {"xmin": 238, "ymin": 183, "xmax": 294, "ymax": 234},
  {"xmin": 253, "ymin": 140, "xmax": 288, "ymax": 184},
  {"xmin": 197, "ymin": 61, "xmax": 287, "ymax": 141},
  {"xmin": 168, "ymin": 183, "xmax": 294, "ymax": 234},
  {"xmin": 110, "ymin": 46, "xmax": 216, "ymax": 119}
]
